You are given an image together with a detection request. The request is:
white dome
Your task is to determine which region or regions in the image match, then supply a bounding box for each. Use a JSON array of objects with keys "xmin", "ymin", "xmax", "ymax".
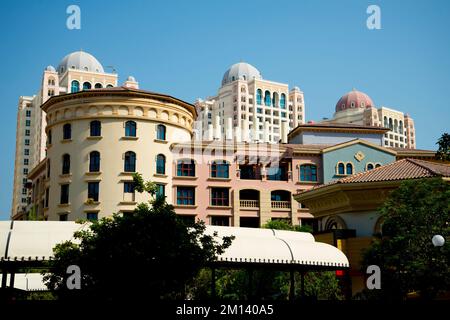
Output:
[
  {"xmin": 221, "ymin": 62, "xmax": 262, "ymax": 86},
  {"xmin": 57, "ymin": 51, "xmax": 104, "ymax": 74},
  {"xmin": 45, "ymin": 65, "xmax": 56, "ymax": 72},
  {"xmin": 127, "ymin": 76, "xmax": 136, "ymax": 82}
]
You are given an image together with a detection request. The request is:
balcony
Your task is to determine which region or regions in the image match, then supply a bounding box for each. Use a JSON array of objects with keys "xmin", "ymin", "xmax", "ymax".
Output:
[
  {"xmin": 240, "ymin": 200, "xmax": 259, "ymax": 208},
  {"xmin": 271, "ymin": 201, "xmax": 291, "ymax": 209},
  {"xmin": 239, "ymin": 165, "xmax": 261, "ymax": 180}
]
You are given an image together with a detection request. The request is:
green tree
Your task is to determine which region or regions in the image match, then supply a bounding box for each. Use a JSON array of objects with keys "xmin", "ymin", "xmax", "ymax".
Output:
[
  {"xmin": 435, "ymin": 132, "xmax": 450, "ymax": 161},
  {"xmin": 362, "ymin": 178, "xmax": 450, "ymax": 300},
  {"xmin": 43, "ymin": 173, "xmax": 233, "ymax": 300}
]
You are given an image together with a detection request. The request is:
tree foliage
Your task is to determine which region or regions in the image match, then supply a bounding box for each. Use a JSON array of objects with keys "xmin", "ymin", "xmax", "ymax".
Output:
[
  {"xmin": 362, "ymin": 178, "xmax": 450, "ymax": 300},
  {"xmin": 435, "ymin": 132, "xmax": 450, "ymax": 161},
  {"xmin": 43, "ymin": 173, "xmax": 233, "ymax": 300}
]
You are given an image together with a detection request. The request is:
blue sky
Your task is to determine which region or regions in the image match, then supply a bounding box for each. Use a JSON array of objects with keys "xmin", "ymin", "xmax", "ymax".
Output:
[{"xmin": 0, "ymin": 0, "xmax": 449, "ymax": 219}]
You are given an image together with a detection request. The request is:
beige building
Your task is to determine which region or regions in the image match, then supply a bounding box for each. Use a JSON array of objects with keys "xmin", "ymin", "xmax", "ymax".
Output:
[
  {"xmin": 323, "ymin": 89, "xmax": 416, "ymax": 149},
  {"xmin": 195, "ymin": 62, "xmax": 305, "ymax": 143},
  {"xmin": 25, "ymin": 87, "xmax": 196, "ymax": 221},
  {"xmin": 11, "ymin": 51, "xmax": 119, "ymax": 219}
]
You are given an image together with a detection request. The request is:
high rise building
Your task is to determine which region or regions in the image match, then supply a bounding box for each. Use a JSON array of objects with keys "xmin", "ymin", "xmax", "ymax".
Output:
[
  {"xmin": 195, "ymin": 62, "xmax": 305, "ymax": 143},
  {"xmin": 11, "ymin": 51, "xmax": 118, "ymax": 219}
]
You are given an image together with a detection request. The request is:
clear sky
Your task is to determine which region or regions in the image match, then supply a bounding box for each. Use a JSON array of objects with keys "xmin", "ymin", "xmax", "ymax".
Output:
[{"xmin": 0, "ymin": 0, "xmax": 449, "ymax": 219}]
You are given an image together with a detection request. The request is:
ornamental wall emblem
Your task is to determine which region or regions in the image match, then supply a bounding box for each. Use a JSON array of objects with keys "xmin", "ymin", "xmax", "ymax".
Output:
[{"xmin": 354, "ymin": 151, "xmax": 365, "ymax": 162}]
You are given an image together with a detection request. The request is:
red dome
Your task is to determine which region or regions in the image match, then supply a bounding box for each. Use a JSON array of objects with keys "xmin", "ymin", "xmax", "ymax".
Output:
[{"xmin": 335, "ymin": 89, "xmax": 374, "ymax": 112}]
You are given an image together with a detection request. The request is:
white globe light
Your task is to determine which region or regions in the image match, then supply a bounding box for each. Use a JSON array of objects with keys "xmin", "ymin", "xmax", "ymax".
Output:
[{"xmin": 432, "ymin": 235, "xmax": 445, "ymax": 247}]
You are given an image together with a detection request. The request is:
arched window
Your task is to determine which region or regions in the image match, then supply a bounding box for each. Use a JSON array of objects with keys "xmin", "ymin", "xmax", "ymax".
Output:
[
  {"xmin": 63, "ymin": 123, "xmax": 71, "ymax": 140},
  {"xmin": 62, "ymin": 154, "xmax": 70, "ymax": 174},
  {"xmin": 156, "ymin": 124, "xmax": 166, "ymax": 140},
  {"xmin": 124, "ymin": 151, "xmax": 136, "ymax": 172},
  {"xmin": 71, "ymin": 80, "xmax": 80, "ymax": 93},
  {"xmin": 125, "ymin": 121, "xmax": 136, "ymax": 137},
  {"xmin": 338, "ymin": 163, "xmax": 345, "ymax": 175},
  {"xmin": 300, "ymin": 164, "xmax": 317, "ymax": 182},
  {"xmin": 366, "ymin": 163, "xmax": 374, "ymax": 171},
  {"xmin": 346, "ymin": 163, "xmax": 353, "ymax": 175},
  {"xmin": 389, "ymin": 118, "xmax": 393, "ymax": 130},
  {"xmin": 177, "ymin": 159, "xmax": 195, "ymax": 177},
  {"xmin": 156, "ymin": 154, "xmax": 166, "ymax": 174},
  {"xmin": 256, "ymin": 89, "xmax": 262, "ymax": 105},
  {"xmin": 94, "ymin": 83, "xmax": 103, "ymax": 89},
  {"xmin": 89, "ymin": 151, "xmax": 100, "ymax": 172},
  {"xmin": 90, "ymin": 120, "xmax": 101, "ymax": 137},
  {"xmin": 399, "ymin": 120, "xmax": 403, "ymax": 134},
  {"xmin": 375, "ymin": 163, "xmax": 382, "ymax": 168},
  {"xmin": 83, "ymin": 82, "xmax": 91, "ymax": 90},
  {"xmin": 280, "ymin": 94, "xmax": 286, "ymax": 109},
  {"xmin": 272, "ymin": 92, "xmax": 279, "ymax": 107},
  {"xmin": 383, "ymin": 116, "xmax": 388, "ymax": 128},
  {"xmin": 394, "ymin": 119, "xmax": 398, "ymax": 133},
  {"xmin": 211, "ymin": 160, "xmax": 229, "ymax": 178},
  {"xmin": 264, "ymin": 91, "xmax": 271, "ymax": 106}
]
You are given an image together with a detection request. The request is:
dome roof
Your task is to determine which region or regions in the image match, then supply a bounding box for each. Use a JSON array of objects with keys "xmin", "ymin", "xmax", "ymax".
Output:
[
  {"xmin": 57, "ymin": 51, "xmax": 104, "ymax": 74},
  {"xmin": 335, "ymin": 89, "xmax": 374, "ymax": 112},
  {"xmin": 45, "ymin": 65, "xmax": 56, "ymax": 72},
  {"xmin": 221, "ymin": 62, "xmax": 262, "ymax": 86},
  {"xmin": 127, "ymin": 76, "xmax": 136, "ymax": 82}
]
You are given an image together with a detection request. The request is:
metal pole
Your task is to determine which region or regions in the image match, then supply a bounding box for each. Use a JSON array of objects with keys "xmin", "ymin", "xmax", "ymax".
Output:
[
  {"xmin": 289, "ymin": 269, "xmax": 295, "ymax": 301},
  {"xmin": 9, "ymin": 270, "xmax": 15, "ymax": 289}
]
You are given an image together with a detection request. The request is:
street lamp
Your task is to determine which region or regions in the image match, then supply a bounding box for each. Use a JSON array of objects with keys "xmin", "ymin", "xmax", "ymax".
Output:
[{"xmin": 432, "ymin": 235, "xmax": 445, "ymax": 247}]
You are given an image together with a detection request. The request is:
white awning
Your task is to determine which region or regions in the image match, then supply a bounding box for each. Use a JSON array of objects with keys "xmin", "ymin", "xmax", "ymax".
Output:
[{"xmin": 0, "ymin": 221, "xmax": 349, "ymax": 268}]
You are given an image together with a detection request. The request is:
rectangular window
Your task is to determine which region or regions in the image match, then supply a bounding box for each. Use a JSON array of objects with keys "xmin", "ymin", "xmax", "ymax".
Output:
[
  {"xmin": 45, "ymin": 188, "xmax": 49, "ymax": 208},
  {"xmin": 211, "ymin": 187, "xmax": 229, "ymax": 206},
  {"xmin": 25, "ymin": 120, "xmax": 31, "ymax": 127},
  {"xmin": 124, "ymin": 182, "xmax": 135, "ymax": 193},
  {"xmin": 22, "ymin": 188, "xmax": 27, "ymax": 195},
  {"xmin": 21, "ymin": 198, "xmax": 27, "ymax": 203},
  {"xmin": 25, "ymin": 129, "xmax": 30, "ymax": 136},
  {"xmin": 59, "ymin": 214, "xmax": 68, "ymax": 221},
  {"xmin": 86, "ymin": 212, "xmax": 98, "ymax": 221},
  {"xmin": 24, "ymin": 139, "xmax": 30, "ymax": 146},
  {"xmin": 300, "ymin": 165, "xmax": 317, "ymax": 182},
  {"xmin": 156, "ymin": 184, "xmax": 165, "ymax": 200},
  {"xmin": 210, "ymin": 161, "xmax": 229, "ymax": 178},
  {"xmin": 178, "ymin": 215, "xmax": 196, "ymax": 226},
  {"xmin": 24, "ymin": 149, "xmax": 29, "ymax": 155},
  {"xmin": 176, "ymin": 187, "xmax": 195, "ymax": 206},
  {"xmin": 24, "ymin": 158, "xmax": 29, "ymax": 165},
  {"xmin": 177, "ymin": 160, "xmax": 195, "ymax": 177},
  {"xmin": 60, "ymin": 184, "xmax": 69, "ymax": 204},
  {"xmin": 211, "ymin": 216, "xmax": 230, "ymax": 226},
  {"xmin": 26, "ymin": 110, "xmax": 31, "ymax": 117},
  {"xmin": 88, "ymin": 182, "xmax": 100, "ymax": 202},
  {"xmin": 23, "ymin": 168, "xmax": 28, "ymax": 175}
]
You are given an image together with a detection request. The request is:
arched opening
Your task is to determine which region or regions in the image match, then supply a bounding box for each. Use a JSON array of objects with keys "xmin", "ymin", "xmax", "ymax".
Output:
[
  {"xmin": 337, "ymin": 163, "xmax": 345, "ymax": 175},
  {"xmin": 346, "ymin": 163, "xmax": 353, "ymax": 175},
  {"xmin": 156, "ymin": 124, "xmax": 166, "ymax": 140},
  {"xmin": 124, "ymin": 151, "xmax": 136, "ymax": 172},
  {"xmin": 366, "ymin": 163, "xmax": 374, "ymax": 171},
  {"xmin": 94, "ymin": 83, "xmax": 103, "ymax": 89},
  {"xmin": 177, "ymin": 159, "xmax": 195, "ymax": 177},
  {"xmin": 264, "ymin": 90, "xmax": 271, "ymax": 106},
  {"xmin": 280, "ymin": 93, "xmax": 286, "ymax": 109},
  {"xmin": 394, "ymin": 119, "xmax": 398, "ymax": 133},
  {"xmin": 239, "ymin": 189, "xmax": 259, "ymax": 208},
  {"xmin": 62, "ymin": 154, "xmax": 70, "ymax": 175},
  {"xmin": 71, "ymin": 80, "xmax": 80, "ymax": 93},
  {"xmin": 83, "ymin": 82, "xmax": 92, "ymax": 90},
  {"xmin": 63, "ymin": 123, "xmax": 71, "ymax": 140},
  {"xmin": 256, "ymin": 89, "xmax": 262, "ymax": 105},
  {"xmin": 272, "ymin": 92, "xmax": 279, "ymax": 107},
  {"xmin": 125, "ymin": 121, "xmax": 137, "ymax": 137},
  {"xmin": 271, "ymin": 190, "xmax": 291, "ymax": 209},
  {"xmin": 89, "ymin": 151, "xmax": 100, "ymax": 172},
  {"xmin": 156, "ymin": 154, "xmax": 166, "ymax": 174},
  {"xmin": 325, "ymin": 215, "xmax": 347, "ymax": 230}
]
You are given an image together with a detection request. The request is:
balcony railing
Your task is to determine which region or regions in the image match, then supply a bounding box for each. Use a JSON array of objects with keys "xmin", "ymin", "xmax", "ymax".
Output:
[
  {"xmin": 271, "ymin": 201, "xmax": 291, "ymax": 209},
  {"xmin": 240, "ymin": 200, "xmax": 259, "ymax": 208}
]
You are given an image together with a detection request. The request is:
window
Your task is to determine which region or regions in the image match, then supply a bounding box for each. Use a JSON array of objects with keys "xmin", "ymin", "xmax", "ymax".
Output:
[
  {"xmin": 60, "ymin": 184, "xmax": 69, "ymax": 204},
  {"xmin": 156, "ymin": 124, "xmax": 166, "ymax": 140},
  {"xmin": 264, "ymin": 91, "xmax": 271, "ymax": 106},
  {"xmin": 211, "ymin": 187, "xmax": 229, "ymax": 206},
  {"xmin": 106, "ymin": 84, "xmax": 114, "ymax": 88},
  {"xmin": 156, "ymin": 154, "xmax": 166, "ymax": 174},
  {"xmin": 337, "ymin": 163, "xmax": 345, "ymax": 175},
  {"xmin": 47, "ymin": 130, "xmax": 52, "ymax": 145},
  {"xmin": 88, "ymin": 182, "xmax": 99, "ymax": 202},
  {"xmin": 25, "ymin": 120, "xmax": 31, "ymax": 127},
  {"xmin": 89, "ymin": 151, "xmax": 100, "ymax": 172},
  {"xmin": 26, "ymin": 110, "xmax": 31, "ymax": 117},
  {"xmin": 83, "ymin": 82, "xmax": 91, "ymax": 90},
  {"xmin": 177, "ymin": 186, "xmax": 195, "ymax": 205},
  {"xmin": 375, "ymin": 163, "xmax": 382, "ymax": 168},
  {"xmin": 62, "ymin": 154, "xmax": 70, "ymax": 174},
  {"xmin": 25, "ymin": 129, "xmax": 30, "ymax": 136},
  {"xmin": 366, "ymin": 163, "xmax": 374, "ymax": 171},
  {"xmin": 71, "ymin": 80, "xmax": 80, "ymax": 93},
  {"xmin": 124, "ymin": 151, "xmax": 136, "ymax": 172},
  {"xmin": 300, "ymin": 164, "xmax": 317, "ymax": 182},
  {"xmin": 63, "ymin": 123, "xmax": 71, "ymax": 140},
  {"xmin": 59, "ymin": 214, "xmax": 68, "ymax": 221},
  {"xmin": 124, "ymin": 181, "xmax": 135, "ymax": 193},
  {"xmin": 280, "ymin": 93, "xmax": 286, "ymax": 109},
  {"xmin": 211, "ymin": 216, "xmax": 230, "ymax": 226},
  {"xmin": 177, "ymin": 159, "xmax": 195, "ymax": 177},
  {"xmin": 45, "ymin": 188, "xmax": 49, "ymax": 207},
  {"xmin": 86, "ymin": 212, "xmax": 98, "ymax": 221},
  {"xmin": 346, "ymin": 163, "xmax": 353, "ymax": 175},
  {"xmin": 210, "ymin": 160, "xmax": 229, "ymax": 178},
  {"xmin": 94, "ymin": 83, "xmax": 103, "ymax": 89},
  {"xmin": 90, "ymin": 120, "xmax": 101, "ymax": 136},
  {"xmin": 25, "ymin": 139, "xmax": 30, "ymax": 146},
  {"xmin": 156, "ymin": 184, "xmax": 165, "ymax": 200},
  {"xmin": 125, "ymin": 121, "xmax": 136, "ymax": 137},
  {"xmin": 24, "ymin": 159, "xmax": 29, "ymax": 165}
]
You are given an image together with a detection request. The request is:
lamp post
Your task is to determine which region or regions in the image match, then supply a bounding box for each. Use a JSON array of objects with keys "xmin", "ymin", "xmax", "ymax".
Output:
[{"xmin": 432, "ymin": 235, "xmax": 445, "ymax": 247}]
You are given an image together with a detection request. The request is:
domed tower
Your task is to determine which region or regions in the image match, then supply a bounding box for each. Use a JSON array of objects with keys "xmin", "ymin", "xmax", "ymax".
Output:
[
  {"xmin": 332, "ymin": 89, "xmax": 375, "ymax": 125},
  {"xmin": 221, "ymin": 62, "xmax": 262, "ymax": 86},
  {"xmin": 57, "ymin": 50, "xmax": 105, "ymax": 74}
]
